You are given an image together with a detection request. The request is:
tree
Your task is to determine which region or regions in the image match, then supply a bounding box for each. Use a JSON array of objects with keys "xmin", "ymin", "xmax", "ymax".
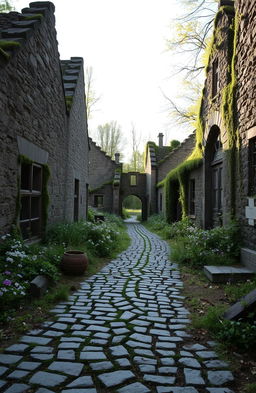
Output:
[
  {"xmin": 85, "ymin": 66, "xmax": 100, "ymax": 121},
  {"xmin": 0, "ymin": 1, "xmax": 14, "ymax": 12},
  {"xmin": 96, "ymin": 121, "xmax": 124, "ymax": 159},
  {"xmin": 123, "ymin": 124, "xmax": 144, "ymax": 173},
  {"xmin": 167, "ymin": 0, "xmax": 218, "ymax": 78},
  {"xmin": 164, "ymin": 0, "xmax": 218, "ymax": 127},
  {"xmin": 170, "ymin": 139, "xmax": 180, "ymax": 150}
]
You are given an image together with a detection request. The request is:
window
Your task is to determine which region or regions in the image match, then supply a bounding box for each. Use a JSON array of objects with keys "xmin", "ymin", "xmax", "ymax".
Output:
[
  {"xmin": 20, "ymin": 163, "xmax": 42, "ymax": 239},
  {"xmin": 189, "ymin": 179, "xmax": 195, "ymax": 215},
  {"xmin": 212, "ymin": 58, "xmax": 219, "ymax": 98},
  {"xmin": 212, "ymin": 167, "xmax": 223, "ymax": 211},
  {"xmin": 94, "ymin": 195, "xmax": 104, "ymax": 208},
  {"xmin": 130, "ymin": 174, "xmax": 137, "ymax": 186},
  {"xmin": 249, "ymin": 137, "xmax": 256, "ymax": 195},
  {"xmin": 159, "ymin": 193, "xmax": 163, "ymax": 212}
]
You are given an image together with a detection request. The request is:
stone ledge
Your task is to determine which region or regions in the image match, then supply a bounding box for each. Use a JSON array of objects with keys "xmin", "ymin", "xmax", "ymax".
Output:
[
  {"xmin": 204, "ymin": 265, "xmax": 255, "ymax": 283},
  {"xmin": 241, "ymin": 247, "xmax": 256, "ymax": 272}
]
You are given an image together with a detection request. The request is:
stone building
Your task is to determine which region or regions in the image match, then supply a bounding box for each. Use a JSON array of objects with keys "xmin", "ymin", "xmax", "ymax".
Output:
[
  {"xmin": 156, "ymin": 0, "xmax": 256, "ymax": 267},
  {"xmin": 0, "ymin": 2, "xmax": 89, "ymax": 239}
]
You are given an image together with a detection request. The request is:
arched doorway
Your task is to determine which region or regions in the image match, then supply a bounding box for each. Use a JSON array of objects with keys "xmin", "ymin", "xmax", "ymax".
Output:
[
  {"xmin": 204, "ymin": 125, "xmax": 223, "ymax": 228},
  {"xmin": 122, "ymin": 195, "xmax": 142, "ymax": 221}
]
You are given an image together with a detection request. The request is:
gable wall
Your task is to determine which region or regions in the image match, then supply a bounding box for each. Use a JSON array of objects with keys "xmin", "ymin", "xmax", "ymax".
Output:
[{"xmin": 0, "ymin": 4, "xmax": 69, "ymax": 234}]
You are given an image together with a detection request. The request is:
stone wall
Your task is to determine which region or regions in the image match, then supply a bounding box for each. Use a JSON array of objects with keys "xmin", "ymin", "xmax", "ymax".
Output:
[
  {"xmin": 235, "ymin": 0, "xmax": 256, "ymax": 251},
  {"xmin": 64, "ymin": 58, "xmax": 90, "ymax": 221},
  {"xmin": 157, "ymin": 134, "xmax": 195, "ymax": 183},
  {"xmin": 188, "ymin": 166, "xmax": 203, "ymax": 227},
  {"xmin": 88, "ymin": 138, "xmax": 117, "ymax": 189},
  {"xmin": 0, "ymin": 2, "xmax": 89, "ymax": 236},
  {"xmin": 0, "ymin": 2, "xmax": 68, "ymax": 234}
]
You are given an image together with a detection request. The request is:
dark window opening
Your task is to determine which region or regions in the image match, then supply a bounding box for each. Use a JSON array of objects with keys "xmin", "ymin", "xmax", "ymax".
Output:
[
  {"xmin": 20, "ymin": 163, "xmax": 42, "ymax": 239},
  {"xmin": 94, "ymin": 195, "xmax": 104, "ymax": 208},
  {"xmin": 74, "ymin": 179, "xmax": 79, "ymax": 222},
  {"xmin": 212, "ymin": 58, "xmax": 219, "ymax": 98},
  {"xmin": 130, "ymin": 175, "xmax": 137, "ymax": 186},
  {"xmin": 249, "ymin": 137, "xmax": 256, "ymax": 195},
  {"xmin": 159, "ymin": 193, "xmax": 163, "ymax": 212},
  {"xmin": 189, "ymin": 179, "xmax": 195, "ymax": 215}
]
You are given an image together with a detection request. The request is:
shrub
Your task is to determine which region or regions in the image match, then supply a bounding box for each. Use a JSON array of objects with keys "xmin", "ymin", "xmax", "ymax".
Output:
[
  {"xmin": 147, "ymin": 214, "xmax": 168, "ymax": 232},
  {"xmin": 216, "ymin": 319, "xmax": 256, "ymax": 351},
  {"xmin": 0, "ymin": 236, "xmax": 60, "ymax": 308},
  {"xmin": 170, "ymin": 220, "xmax": 240, "ymax": 267}
]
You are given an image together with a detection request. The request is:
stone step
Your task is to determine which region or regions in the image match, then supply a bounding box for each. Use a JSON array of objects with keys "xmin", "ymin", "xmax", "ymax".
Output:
[{"xmin": 203, "ymin": 265, "xmax": 255, "ymax": 283}]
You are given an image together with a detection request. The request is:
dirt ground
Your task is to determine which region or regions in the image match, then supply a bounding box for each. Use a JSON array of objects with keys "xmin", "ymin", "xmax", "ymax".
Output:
[{"xmin": 181, "ymin": 269, "xmax": 256, "ymax": 393}]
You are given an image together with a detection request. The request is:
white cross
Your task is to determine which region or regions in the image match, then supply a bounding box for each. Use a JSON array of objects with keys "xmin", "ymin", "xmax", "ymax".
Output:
[{"xmin": 245, "ymin": 198, "xmax": 256, "ymax": 226}]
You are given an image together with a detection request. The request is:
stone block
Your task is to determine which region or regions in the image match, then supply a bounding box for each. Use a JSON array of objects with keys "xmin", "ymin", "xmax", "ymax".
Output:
[
  {"xmin": 223, "ymin": 288, "xmax": 256, "ymax": 321},
  {"xmin": 204, "ymin": 265, "xmax": 255, "ymax": 283},
  {"xmin": 29, "ymin": 275, "xmax": 49, "ymax": 297}
]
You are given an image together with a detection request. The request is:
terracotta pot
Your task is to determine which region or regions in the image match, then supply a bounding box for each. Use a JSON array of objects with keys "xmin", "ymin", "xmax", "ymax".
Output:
[{"xmin": 61, "ymin": 250, "xmax": 88, "ymax": 275}]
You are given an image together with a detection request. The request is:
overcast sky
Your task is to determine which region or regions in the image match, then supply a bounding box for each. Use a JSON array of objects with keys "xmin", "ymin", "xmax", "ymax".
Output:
[{"xmin": 14, "ymin": 0, "xmax": 192, "ymax": 161}]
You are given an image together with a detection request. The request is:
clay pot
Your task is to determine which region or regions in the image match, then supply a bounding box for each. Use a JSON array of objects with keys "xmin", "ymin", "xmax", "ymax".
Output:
[{"xmin": 60, "ymin": 250, "xmax": 88, "ymax": 275}]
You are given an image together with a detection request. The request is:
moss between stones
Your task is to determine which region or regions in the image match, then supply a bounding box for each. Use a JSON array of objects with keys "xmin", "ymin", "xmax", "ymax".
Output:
[
  {"xmin": 0, "ymin": 47, "xmax": 10, "ymax": 61},
  {"xmin": 65, "ymin": 96, "xmax": 73, "ymax": 112},
  {"xmin": 23, "ymin": 13, "xmax": 43, "ymax": 21},
  {"xmin": 220, "ymin": 10, "xmax": 239, "ymax": 217}
]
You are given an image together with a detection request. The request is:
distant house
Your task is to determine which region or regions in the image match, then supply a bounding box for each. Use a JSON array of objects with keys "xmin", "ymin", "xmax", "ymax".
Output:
[{"xmin": 0, "ymin": 2, "xmax": 89, "ymax": 239}]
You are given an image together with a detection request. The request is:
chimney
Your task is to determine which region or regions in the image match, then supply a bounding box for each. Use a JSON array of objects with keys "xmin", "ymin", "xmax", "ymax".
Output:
[
  {"xmin": 158, "ymin": 133, "xmax": 164, "ymax": 148},
  {"xmin": 115, "ymin": 153, "xmax": 120, "ymax": 164}
]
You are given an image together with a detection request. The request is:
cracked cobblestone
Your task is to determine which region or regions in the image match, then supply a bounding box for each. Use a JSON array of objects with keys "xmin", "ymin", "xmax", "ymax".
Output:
[{"xmin": 0, "ymin": 223, "xmax": 236, "ymax": 392}]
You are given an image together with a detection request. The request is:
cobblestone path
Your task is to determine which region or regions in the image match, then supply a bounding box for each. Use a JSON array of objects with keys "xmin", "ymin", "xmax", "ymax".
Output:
[{"xmin": 0, "ymin": 223, "xmax": 236, "ymax": 393}]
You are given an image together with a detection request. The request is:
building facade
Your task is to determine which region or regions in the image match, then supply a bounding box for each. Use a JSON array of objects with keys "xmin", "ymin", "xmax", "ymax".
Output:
[{"xmin": 0, "ymin": 2, "xmax": 89, "ymax": 239}]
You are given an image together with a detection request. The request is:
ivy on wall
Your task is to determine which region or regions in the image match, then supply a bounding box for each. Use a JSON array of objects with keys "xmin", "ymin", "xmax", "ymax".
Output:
[{"xmin": 159, "ymin": 4, "xmax": 238, "ymax": 223}]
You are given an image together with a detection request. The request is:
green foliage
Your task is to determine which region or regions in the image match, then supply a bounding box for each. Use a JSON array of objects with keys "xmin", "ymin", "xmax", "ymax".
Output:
[
  {"xmin": 216, "ymin": 319, "xmax": 256, "ymax": 352},
  {"xmin": 65, "ymin": 96, "xmax": 73, "ymax": 111},
  {"xmin": 23, "ymin": 13, "xmax": 43, "ymax": 21},
  {"xmin": 170, "ymin": 220, "xmax": 240, "ymax": 267},
  {"xmin": 225, "ymin": 279, "xmax": 256, "ymax": 303},
  {"xmin": 87, "ymin": 207, "xmax": 95, "ymax": 222},
  {"xmin": 0, "ymin": 47, "xmax": 10, "ymax": 61},
  {"xmin": 45, "ymin": 216, "xmax": 124, "ymax": 257},
  {"xmin": 0, "ymin": 235, "xmax": 60, "ymax": 309},
  {"xmin": 244, "ymin": 383, "xmax": 256, "ymax": 393},
  {"xmin": 170, "ymin": 140, "xmax": 180, "ymax": 149},
  {"xmin": 146, "ymin": 214, "xmax": 168, "ymax": 233},
  {"xmin": 0, "ymin": 40, "xmax": 20, "ymax": 50},
  {"xmin": 193, "ymin": 305, "xmax": 226, "ymax": 333}
]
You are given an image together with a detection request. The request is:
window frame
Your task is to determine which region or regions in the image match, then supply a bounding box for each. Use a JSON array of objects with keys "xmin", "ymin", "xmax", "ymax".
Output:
[
  {"xmin": 130, "ymin": 174, "xmax": 137, "ymax": 186},
  {"xmin": 94, "ymin": 194, "xmax": 104, "ymax": 208},
  {"xmin": 20, "ymin": 162, "xmax": 43, "ymax": 240}
]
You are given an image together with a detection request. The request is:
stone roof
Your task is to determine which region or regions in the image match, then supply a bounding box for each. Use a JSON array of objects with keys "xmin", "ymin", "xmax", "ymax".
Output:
[{"xmin": 0, "ymin": 2, "xmax": 54, "ymax": 65}]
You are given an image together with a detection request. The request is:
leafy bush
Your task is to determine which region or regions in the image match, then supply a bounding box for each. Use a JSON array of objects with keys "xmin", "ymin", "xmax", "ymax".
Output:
[
  {"xmin": 0, "ymin": 236, "xmax": 60, "ymax": 308},
  {"xmin": 146, "ymin": 214, "xmax": 168, "ymax": 232},
  {"xmin": 216, "ymin": 319, "xmax": 256, "ymax": 351},
  {"xmin": 45, "ymin": 218, "xmax": 122, "ymax": 258},
  {"xmin": 170, "ymin": 220, "xmax": 240, "ymax": 267}
]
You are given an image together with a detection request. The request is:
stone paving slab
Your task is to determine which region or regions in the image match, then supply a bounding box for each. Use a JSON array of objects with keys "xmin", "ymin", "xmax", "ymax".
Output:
[{"xmin": 0, "ymin": 223, "xmax": 236, "ymax": 393}]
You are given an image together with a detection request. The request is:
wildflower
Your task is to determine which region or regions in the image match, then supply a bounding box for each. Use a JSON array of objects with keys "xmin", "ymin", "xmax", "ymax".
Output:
[
  {"xmin": 4, "ymin": 271, "xmax": 11, "ymax": 275},
  {"xmin": 3, "ymin": 279, "xmax": 12, "ymax": 286},
  {"xmin": 6, "ymin": 257, "xmax": 14, "ymax": 263}
]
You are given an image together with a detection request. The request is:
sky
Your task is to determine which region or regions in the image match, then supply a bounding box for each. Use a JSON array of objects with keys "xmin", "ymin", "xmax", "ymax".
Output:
[{"xmin": 13, "ymin": 0, "xmax": 192, "ymax": 161}]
